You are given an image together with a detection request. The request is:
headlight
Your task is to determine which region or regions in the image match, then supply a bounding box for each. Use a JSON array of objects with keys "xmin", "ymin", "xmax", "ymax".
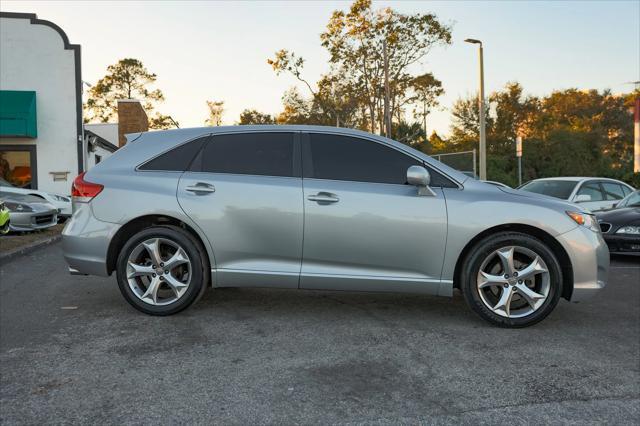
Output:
[
  {"xmin": 566, "ymin": 211, "xmax": 600, "ymax": 233},
  {"xmin": 52, "ymin": 194, "xmax": 70, "ymax": 202},
  {"xmin": 4, "ymin": 201, "xmax": 33, "ymax": 212},
  {"xmin": 616, "ymin": 226, "xmax": 640, "ymax": 235}
]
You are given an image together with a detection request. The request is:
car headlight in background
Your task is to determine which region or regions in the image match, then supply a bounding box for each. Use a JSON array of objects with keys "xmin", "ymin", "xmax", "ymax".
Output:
[
  {"xmin": 566, "ymin": 211, "xmax": 600, "ymax": 233},
  {"xmin": 4, "ymin": 201, "xmax": 33, "ymax": 212},
  {"xmin": 615, "ymin": 226, "xmax": 640, "ymax": 235},
  {"xmin": 52, "ymin": 194, "xmax": 70, "ymax": 202}
]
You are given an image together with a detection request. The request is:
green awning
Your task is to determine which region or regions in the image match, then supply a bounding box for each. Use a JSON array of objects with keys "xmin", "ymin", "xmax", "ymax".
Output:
[{"xmin": 0, "ymin": 90, "xmax": 37, "ymax": 138}]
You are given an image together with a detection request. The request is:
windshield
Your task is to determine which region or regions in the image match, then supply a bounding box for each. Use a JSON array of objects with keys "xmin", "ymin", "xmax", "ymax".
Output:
[
  {"xmin": 619, "ymin": 190, "xmax": 640, "ymax": 208},
  {"xmin": 0, "ymin": 177, "xmax": 13, "ymax": 187},
  {"xmin": 519, "ymin": 180, "xmax": 577, "ymax": 199}
]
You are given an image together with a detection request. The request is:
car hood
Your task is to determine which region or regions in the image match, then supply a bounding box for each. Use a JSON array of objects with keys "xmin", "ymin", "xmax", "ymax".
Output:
[
  {"xmin": 1, "ymin": 194, "xmax": 57, "ymax": 212},
  {"xmin": 496, "ymin": 186, "xmax": 585, "ymax": 212},
  {"xmin": 595, "ymin": 207, "xmax": 640, "ymax": 225}
]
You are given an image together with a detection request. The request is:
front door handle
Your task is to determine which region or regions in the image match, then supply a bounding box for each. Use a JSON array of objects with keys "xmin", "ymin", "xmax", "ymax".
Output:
[
  {"xmin": 185, "ymin": 183, "xmax": 215, "ymax": 194},
  {"xmin": 307, "ymin": 192, "xmax": 339, "ymax": 204}
]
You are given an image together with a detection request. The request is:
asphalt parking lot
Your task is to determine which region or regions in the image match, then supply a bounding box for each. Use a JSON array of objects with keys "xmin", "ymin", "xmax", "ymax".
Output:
[{"xmin": 0, "ymin": 244, "xmax": 638, "ymax": 425}]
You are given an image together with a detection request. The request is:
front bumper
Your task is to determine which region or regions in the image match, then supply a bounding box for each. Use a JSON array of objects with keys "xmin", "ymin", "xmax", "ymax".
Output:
[
  {"xmin": 602, "ymin": 233, "xmax": 640, "ymax": 256},
  {"xmin": 8, "ymin": 209, "xmax": 58, "ymax": 231},
  {"xmin": 62, "ymin": 203, "xmax": 120, "ymax": 277},
  {"xmin": 556, "ymin": 226, "xmax": 609, "ymax": 302}
]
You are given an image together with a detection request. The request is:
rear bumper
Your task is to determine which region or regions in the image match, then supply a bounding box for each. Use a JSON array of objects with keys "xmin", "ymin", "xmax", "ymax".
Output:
[
  {"xmin": 62, "ymin": 203, "xmax": 120, "ymax": 277},
  {"xmin": 556, "ymin": 226, "xmax": 609, "ymax": 302}
]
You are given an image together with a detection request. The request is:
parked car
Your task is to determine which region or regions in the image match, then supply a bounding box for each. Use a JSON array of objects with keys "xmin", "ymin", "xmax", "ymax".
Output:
[
  {"xmin": 596, "ymin": 190, "xmax": 640, "ymax": 256},
  {"xmin": 519, "ymin": 177, "xmax": 634, "ymax": 212},
  {"xmin": 0, "ymin": 177, "xmax": 72, "ymax": 220},
  {"xmin": 0, "ymin": 200, "xmax": 9, "ymax": 234},
  {"xmin": 484, "ymin": 180, "xmax": 511, "ymax": 188},
  {"xmin": 0, "ymin": 192, "xmax": 58, "ymax": 232},
  {"xmin": 63, "ymin": 126, "xmax": 608, "ymax": 327}
]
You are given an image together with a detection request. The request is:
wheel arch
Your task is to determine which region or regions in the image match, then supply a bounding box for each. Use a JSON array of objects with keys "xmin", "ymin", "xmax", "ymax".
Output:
[
  {"xmin": 106, "ymin": 214, "xmax": 214, "ymax": 278},
  {"xmin": 452, "ymin": 223, "xmax": 574, "ymax": 301}
]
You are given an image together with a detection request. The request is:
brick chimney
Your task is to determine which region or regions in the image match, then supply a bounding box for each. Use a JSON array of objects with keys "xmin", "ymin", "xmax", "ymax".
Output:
[{"xmin": 117, "ymin": 99, "xmax": 148, "ymax": 147}]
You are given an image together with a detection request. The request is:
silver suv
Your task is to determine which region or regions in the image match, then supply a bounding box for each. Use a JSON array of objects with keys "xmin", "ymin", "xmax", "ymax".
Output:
[{"xmin": 63, "ymin": 126, "xmax": 609, "ymax": 327}]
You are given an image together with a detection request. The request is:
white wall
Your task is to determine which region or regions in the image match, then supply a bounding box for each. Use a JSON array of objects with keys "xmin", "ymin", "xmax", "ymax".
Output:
[
  {"xmin": 85, "ymin": 123, "xmax": 118, "ymax": 146},
  {"xmin": 0, "ymin": 16, "xmax": 79, "ymax": 196},
  {"xmin": 87, "ymin": 145, "xmax": 113, "ymax": 170}
]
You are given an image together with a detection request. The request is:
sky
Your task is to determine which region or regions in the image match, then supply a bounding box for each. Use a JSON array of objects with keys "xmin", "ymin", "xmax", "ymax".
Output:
[{"xmin": 2, "ymin": 0, "xmax": 639, "ymax": 136}]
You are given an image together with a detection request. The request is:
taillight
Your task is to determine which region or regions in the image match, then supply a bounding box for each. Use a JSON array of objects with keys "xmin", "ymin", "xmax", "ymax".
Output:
[{"xmin": 71, "ymin": 172, "xmax": 103, "ymax": 202}]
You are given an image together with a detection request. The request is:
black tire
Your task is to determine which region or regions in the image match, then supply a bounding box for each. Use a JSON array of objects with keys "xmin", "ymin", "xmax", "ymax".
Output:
[
  {"xmin": 460, "ymin": 232, "xmax": 563, "ymax": 328},
  {"xmin": 116, "ymin": 225, "xmax": 209, "ymax": 315}
]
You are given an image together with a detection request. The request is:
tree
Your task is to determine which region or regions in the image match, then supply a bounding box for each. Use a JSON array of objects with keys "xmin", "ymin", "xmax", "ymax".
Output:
[
  {"xmin": 238, "ymin": 109, "xmax": 276, "ymax": 125},
  {"xmin": 446, "ymin": 82, "xmax": 637, "ymax": 186},
  {"xmin": 85, "ymin": 58, "xmax": 174, "ymax": 129},
  {"xmin": 205, "ymin": 100, "xmax": 225, "ymax": 126},
  {"xmin": 410, "ymin": 73, "xmax": 444, "ymax": 137},
  {"xmin": 392, "ymin": 121, "xmax": 425, "ymax": 146},
  {"xmin": 268, "ymin": 0, "xmax": 451, "ymax": 134}
]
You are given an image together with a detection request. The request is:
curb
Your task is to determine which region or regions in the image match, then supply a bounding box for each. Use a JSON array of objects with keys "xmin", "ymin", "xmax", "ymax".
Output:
[{"xmin": 0, "ymin": 234, "xmax": 62, "ymax": 265}]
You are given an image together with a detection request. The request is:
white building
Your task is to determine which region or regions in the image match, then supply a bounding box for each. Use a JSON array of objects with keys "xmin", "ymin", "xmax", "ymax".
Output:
[
  {"xmin": 0, "ymin": 12, "xmax": 86, "ymax": 194},
  {"xmin": 1, "ymin": 12, "xmax": 151, "ymax": 194},
  {"xmin": 84, "ymin": 123, "xmax": 118, "ymax": 169}
]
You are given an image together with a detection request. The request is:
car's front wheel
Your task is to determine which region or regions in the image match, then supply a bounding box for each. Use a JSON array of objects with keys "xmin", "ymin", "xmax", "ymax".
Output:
[
  {"xmin": 116, "ymin": 226, "xmax": 208, "ymax": 315},
  {"xmin": 460, "ymin": 232, "xmax": 563, "ymax": 328}
]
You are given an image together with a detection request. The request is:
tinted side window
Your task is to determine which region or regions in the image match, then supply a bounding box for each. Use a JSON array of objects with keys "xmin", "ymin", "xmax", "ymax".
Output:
[
  {"xmin": 308, "ymin": 134, "xmax": 457, "ymax": 187},
  {"xmin": 577, "ymin": 182, "xmax": 604, "ymax": 201},
  {"xmin": 139, "ymin": 137, "xmax": 205, "ymax": 171},
  {"xmin": 602, "ymin": 182, "xmax": 625, "ymax": 200},
  {"xmin": 307, "ymin": 134, "xmax": 410, "ymax": 185},
  {"xmin": 196, "ymin": 133, "xmax": 294, "ymax": 177}
]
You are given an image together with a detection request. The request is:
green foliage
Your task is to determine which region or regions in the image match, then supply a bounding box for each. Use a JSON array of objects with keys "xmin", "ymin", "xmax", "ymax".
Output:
[
  {"xmin": 238, "ymin": 109, "xmax": 276, "ymax": 125},
  {"xmin": 85, "ymin": 58, "xmax": 173, "ymax": 129},
  {"xmin": 446, "ymin": 82, "xmax": 637, "ymax": 186}
]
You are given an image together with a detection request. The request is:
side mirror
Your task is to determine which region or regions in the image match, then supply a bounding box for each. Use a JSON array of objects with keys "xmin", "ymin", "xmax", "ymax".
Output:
[
  {"xmin": 574, "ymin": 194, "xmax": 591, "ymax": 203},
  {"xmin": 407, "ymin": 166, "xmax": 436, "ymax": 196}
]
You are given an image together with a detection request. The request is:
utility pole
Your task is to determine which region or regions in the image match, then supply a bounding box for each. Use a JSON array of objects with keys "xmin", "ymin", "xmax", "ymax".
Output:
[
  {"xmin": 383, "ymin": 39, "xmax": 391, "ymax": 138},
  {"xmin": 516, "ymin": 135, "xmax": 523, "ymax": 186},
  {"xmin": 465, "ymin": 38, "xmax": 486, "ymax": 180},
  {"xmin": 635, "ymin": 95, "xmax": 640, "ymax": 173}
]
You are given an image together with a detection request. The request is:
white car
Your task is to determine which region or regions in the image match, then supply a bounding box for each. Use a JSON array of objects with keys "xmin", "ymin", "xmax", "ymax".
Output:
[
  {"xmin": 519, "ymin": 177, "xmax": 635, "ymax": 212},
  {"xmin": 0, "ymin": 177, "xmax": 71, "ymax": 219}
]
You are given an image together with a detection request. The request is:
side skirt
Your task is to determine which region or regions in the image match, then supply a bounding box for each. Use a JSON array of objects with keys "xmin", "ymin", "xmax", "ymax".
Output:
[{"xmin": 211, "ymin": 268, "xmax": 453, "ymax": 297}]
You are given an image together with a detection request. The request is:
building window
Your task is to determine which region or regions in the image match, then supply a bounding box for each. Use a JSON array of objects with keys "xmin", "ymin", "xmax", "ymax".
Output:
[
  {"xmin": 95, "ymin": 154, "xmax": 101, "ymax": 164},
  {"xmin": 0, "ymin": 145, "xmax": 37, "ymax": 188}
]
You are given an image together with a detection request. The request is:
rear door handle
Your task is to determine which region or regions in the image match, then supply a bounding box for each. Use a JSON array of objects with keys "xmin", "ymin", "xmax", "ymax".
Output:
[
  {"xmin": 185, "ymin": 183, "xmax": 215, "ymax": 194},
  {"xmin": 307, "ymin": 192, "xmax": 339, "ymax": 204}
]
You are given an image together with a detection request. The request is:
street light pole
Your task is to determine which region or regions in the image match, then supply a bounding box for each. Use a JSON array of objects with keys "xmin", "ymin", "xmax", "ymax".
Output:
[{"xmin": 465, "ymin": 38, "xmax": 486, "ymax": 180}]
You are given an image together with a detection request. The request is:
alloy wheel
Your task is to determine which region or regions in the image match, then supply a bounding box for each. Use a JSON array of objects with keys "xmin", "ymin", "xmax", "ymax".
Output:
[
  {"xmin": 476, "ymin": 246, "xmax": 551, "ymax": 318},
  {"xmin": 126, "ymin": 237, "xmax": 192, "ymax": 306}
]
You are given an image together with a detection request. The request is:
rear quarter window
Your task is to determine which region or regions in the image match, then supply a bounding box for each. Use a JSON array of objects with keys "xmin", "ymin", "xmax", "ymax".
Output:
[{"xmin": 138, "ymin": 137, "xmax": 206, "ymax": 171}]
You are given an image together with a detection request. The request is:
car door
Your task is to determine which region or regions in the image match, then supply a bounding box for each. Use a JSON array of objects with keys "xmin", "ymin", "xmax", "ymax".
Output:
[
  {"xmin": 299, "ymin": 132, "xmax": 449, "ymax": 295},
  {"xmin": 177, "ymin": 131, "xmax": 303, "ymax": 288},
  {"xmin": 574, "ymin": 180, "xmax": 609, "ymax": 212}
]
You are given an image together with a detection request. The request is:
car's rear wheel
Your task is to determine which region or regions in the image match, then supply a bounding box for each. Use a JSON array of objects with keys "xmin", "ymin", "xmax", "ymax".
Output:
[
  {"xmin": 116, "ymin": 226, "xmax": 208, "ymax": 315},
  {"xmin": 460, "ymin": 232, "xmax": 563, "ymax": 328}
]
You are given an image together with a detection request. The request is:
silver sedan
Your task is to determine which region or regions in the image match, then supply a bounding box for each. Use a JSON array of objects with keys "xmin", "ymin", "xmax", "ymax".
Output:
[{"xmin": 62, "ymin": 126, "xmax": 608, "ymax": 327}]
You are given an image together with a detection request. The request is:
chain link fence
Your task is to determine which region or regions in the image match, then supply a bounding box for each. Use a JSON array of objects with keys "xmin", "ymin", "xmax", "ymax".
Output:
[{"xmin": 431, "ymin": 149, "xmax": 477, "ymax": 179}]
